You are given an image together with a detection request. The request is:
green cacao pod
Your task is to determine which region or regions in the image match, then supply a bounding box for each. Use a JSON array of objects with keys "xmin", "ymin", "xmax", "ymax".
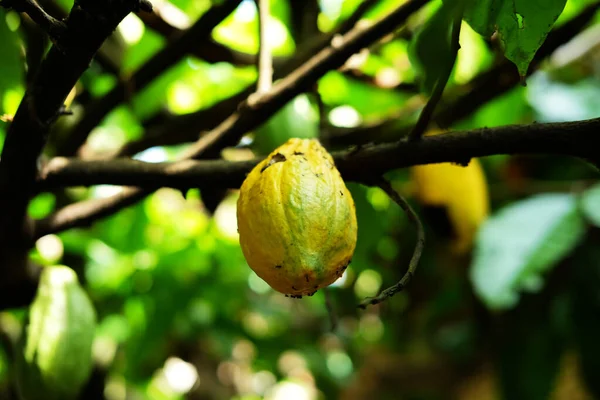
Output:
[
  {"xmin": 237, "ymin": 138, "xmax": 358, "ymax": 297},
  {"xmin": 16, "ymin": 265, "xmax": 97, "ymax": 400}
]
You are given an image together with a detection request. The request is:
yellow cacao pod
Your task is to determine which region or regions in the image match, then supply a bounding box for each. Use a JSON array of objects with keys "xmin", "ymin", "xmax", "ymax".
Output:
[{"xmin": 237, "ymin": 138, "xmax": 358, "ymax": 297}]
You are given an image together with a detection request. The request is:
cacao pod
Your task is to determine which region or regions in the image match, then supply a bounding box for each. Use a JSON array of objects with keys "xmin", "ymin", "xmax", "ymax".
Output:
[
  {"xmin": 16, "ymin": 265, "xmax": 97, "ymax": 400},
  {"xmin": 411, "ymin": 158, "xmax": 489, "ymax": 253},
  {"xmin": 237, "ymin": 138, "xmax": 357, "ymax": 297}
]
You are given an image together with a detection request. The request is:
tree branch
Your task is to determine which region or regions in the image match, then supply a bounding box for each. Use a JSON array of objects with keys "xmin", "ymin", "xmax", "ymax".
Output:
[
  {"xmin": 57, "ymin": 0, "xmax": 244, "ymax": 156},
  {"xmin": 35, "ymin": 0, "xmax": 431, "ymax": 238},
  {"xmin": 37, "ymin": 117, "xmax": 600, "ymax": 199},
  {"xmin": 1, "ymin": 0, "xmax": 67, "ymax": 40},
  {"xmin": 180, "ymin": 0, "xmax": 430, "ymax": 160},
  {"xmin": 107, "ymin": 0, "xmax": 387, "ymax": 159},
  {"xmin": 0, "ymin": 0, "xmax": 149, "ymax": 238}
]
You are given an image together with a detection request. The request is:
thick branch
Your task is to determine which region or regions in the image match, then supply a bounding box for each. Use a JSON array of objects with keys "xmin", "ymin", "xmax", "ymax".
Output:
[
  {"xmin": 0, "ymin": 0, "xmax": 147, "ymax": 239},
  {"xmin": 57, "ymin": 0, "xmax": 243, "ymax": 156},
  {"xmin": 38, "ymin": 117, "xmax": 600, "ymax": 194}
]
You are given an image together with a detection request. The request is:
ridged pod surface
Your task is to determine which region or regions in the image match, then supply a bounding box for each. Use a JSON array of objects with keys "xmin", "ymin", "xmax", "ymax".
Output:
[
  {"xmin": 16, "ymin": 265, "xmax": 97, "ymax": 400},
  {"xmin": 237, "ymin": 138, "xmax": 357, "ymax": 297}
]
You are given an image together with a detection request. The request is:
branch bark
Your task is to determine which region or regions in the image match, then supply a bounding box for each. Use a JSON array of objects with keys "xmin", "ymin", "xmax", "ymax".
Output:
[
  {"xmin": 0, "ymin": 0, "xmax": 149, "ymax": 237},
  {"xmin": 36, "ymin": 117, "xmax": 600, "ymax": 236}
]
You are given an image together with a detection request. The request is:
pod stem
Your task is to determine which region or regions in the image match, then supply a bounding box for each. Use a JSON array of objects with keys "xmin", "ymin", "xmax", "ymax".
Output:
[{"xmin": 358, "ymin": 177, "xmax": 425, "ymax": 308}]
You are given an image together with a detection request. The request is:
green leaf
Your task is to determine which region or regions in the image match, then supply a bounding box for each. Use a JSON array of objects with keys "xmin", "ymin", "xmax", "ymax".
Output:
[
  {"xmin": 409, "ymin": 1, "xmax": 461, "ymax": 94},
  {"xmin": 470, "ymin": 193, "xmax": 586, "ymax": 310},
  {"xmin": 464, "ymin": 0, "xmax": 567, "ymax": 77},
  {"xmin": 580, "ymin": 183, "xmax": 600, "ymax": 227}
]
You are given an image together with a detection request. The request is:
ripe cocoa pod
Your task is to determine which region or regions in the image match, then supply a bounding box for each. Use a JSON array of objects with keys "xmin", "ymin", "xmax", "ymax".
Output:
[
  {"xmin": 16, "ymin": 265, "xmax": 97, "ymax": 400},
  {"xmin": 237, "ymin": 138, "xmax": 357, "ymax": 297}
]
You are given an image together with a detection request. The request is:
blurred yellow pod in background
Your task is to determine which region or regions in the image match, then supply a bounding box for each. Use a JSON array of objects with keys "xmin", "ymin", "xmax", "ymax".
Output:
[{"xmin": 410, "ymin": 132, "xmax": 490, "ymax": 254}]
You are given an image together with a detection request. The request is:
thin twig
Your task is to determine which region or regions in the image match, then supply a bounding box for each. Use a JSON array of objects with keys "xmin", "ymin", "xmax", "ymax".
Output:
[
  {"xmin": 255, "ymin": 0, "xmax": 273, "ymax": 94},
  {"xmin": 408, "ymin": 4, "xmax": 463, "ymax": 141},
  {"xmin": 358, "ymin": 178, "xmax": 425, "ymax": 308},
  {"xmin": 324, "ymin": 288, "xmax": 338, "ymax": 332}
]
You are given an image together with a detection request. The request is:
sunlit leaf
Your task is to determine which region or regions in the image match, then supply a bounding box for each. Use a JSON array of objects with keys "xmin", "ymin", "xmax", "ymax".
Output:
[{"xmin": 470, "ymin": 193, "xmax": 586, "ymax": 310}]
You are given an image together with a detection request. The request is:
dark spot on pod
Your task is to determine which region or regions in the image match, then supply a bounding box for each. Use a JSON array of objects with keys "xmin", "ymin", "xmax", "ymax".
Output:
[
  {"xmin": 275, "ymin": 265, "xmax": 282, "ymax": 269},
  {"xmin": 339, "ymin": 191, "xmax": 343, "ymax": 196},
  {"xmin": 314, "ymin": 285, "xmax": 318, "ymax": 289},
  {"xmin": 315, "ymin": 173, "xmax": 323, "ymax": 178},
  {"xmin": 290, "ymin": 294, "xmax": 303, "ymax": 299},
  {"xmin": 305, "ymin": 274, "xmax": 310, "ymax": 282},
  {"xmin": 260, "ymin": 152, "xmax": 287, "ymax": 172},
  {"xmin": 292, "ymin": 286, "xmax": 298, "ymax": 290},
  {"xmin": 293, "ymin": 151, "xmax": 305, "ymax": 156},
  {"xmin": 308, "ymin": 291, "xmax": 316, "ymax": 297}
]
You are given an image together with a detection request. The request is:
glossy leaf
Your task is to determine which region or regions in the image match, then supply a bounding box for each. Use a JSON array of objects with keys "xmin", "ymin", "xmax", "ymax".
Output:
[{"xmin": 464, "ymin": 0, "xmax": 567, "ymax": 76}]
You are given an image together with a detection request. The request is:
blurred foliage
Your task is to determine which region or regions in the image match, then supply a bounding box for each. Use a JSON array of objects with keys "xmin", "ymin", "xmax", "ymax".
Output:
[{"xmin": 1, "ymin": 0, "xmax": 600, "ymax": 399}]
